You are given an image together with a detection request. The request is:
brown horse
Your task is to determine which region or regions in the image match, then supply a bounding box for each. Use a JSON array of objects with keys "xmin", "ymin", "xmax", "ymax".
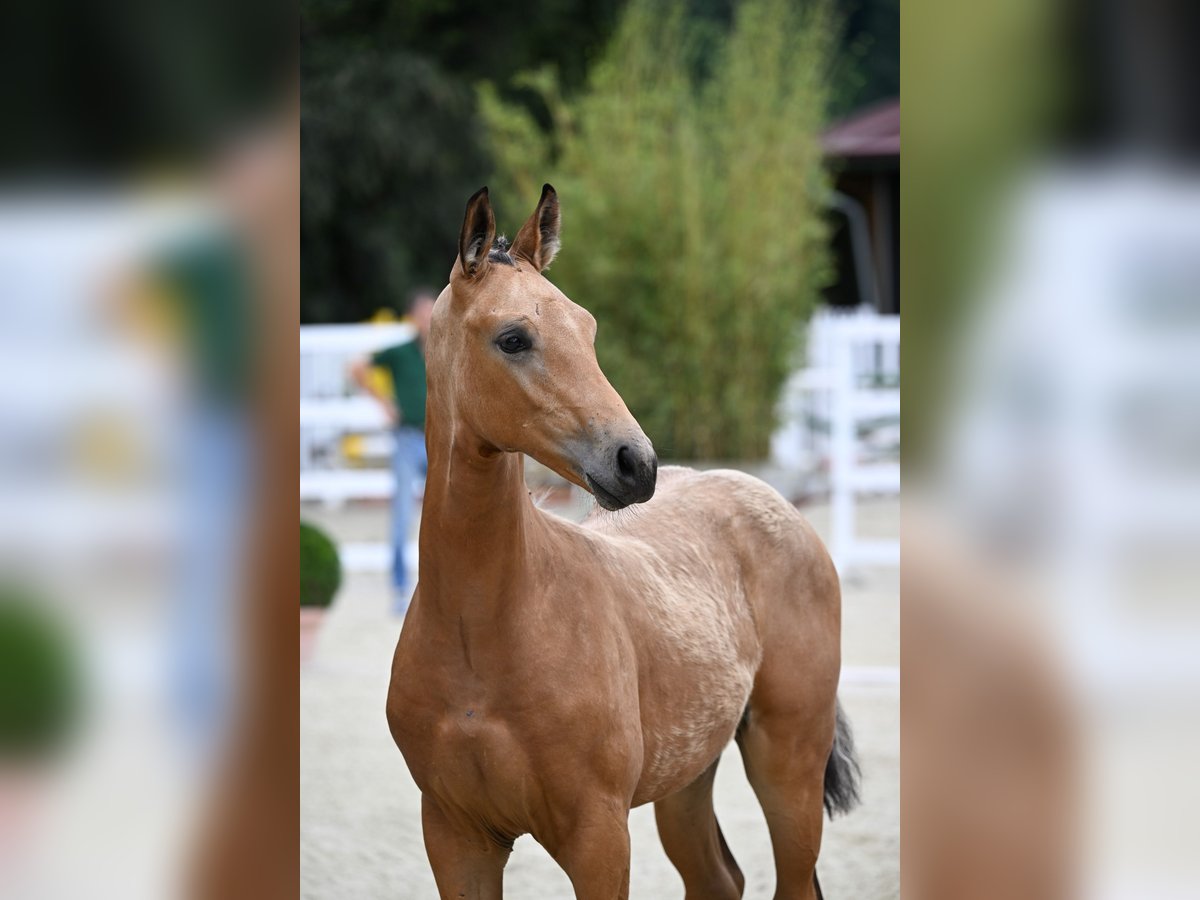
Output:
[{"xmin": 386, "ymin": 185, "xmax": 859, "ymax": 900}]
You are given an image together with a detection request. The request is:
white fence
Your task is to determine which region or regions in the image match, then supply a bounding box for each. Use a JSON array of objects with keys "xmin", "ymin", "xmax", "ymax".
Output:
[
  {"xmin": 824, "ymin": 312, "xmax": 899, "ymax": 569},
  {"xmin": 301, "ymin": 310, "xmax": 900, "ymax": 570},
  {"xmin": 300, "ymin": 323, "xmax": 413, "ymax": 503},
  {"xmin": 773, "ymin": 309, "xmax": 900, "ymax": 569}
]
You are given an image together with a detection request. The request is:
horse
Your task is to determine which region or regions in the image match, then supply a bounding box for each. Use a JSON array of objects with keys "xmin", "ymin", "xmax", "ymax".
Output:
[{"xmin": 386, "ymin": 185, "xmax": 859, "ymax": 900}]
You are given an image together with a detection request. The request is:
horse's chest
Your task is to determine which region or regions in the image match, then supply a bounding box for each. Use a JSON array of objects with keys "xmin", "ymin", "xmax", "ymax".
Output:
[
  {"xmin": 430, "ymin": 710, "xmax": 525, "ymax": 791},
  {"xmin": 393, "ymin": 693, "xmax": 537, "ymax": 821},
  {"xmin": 391, "ymin": 682, "xmax": 515, "ymax": 779}
]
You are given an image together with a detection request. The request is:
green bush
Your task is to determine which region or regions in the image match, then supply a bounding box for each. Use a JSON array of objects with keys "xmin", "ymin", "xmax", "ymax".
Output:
[
  {"xmin": 0, "ymin": 588, "xmax": 80, "ymax": 761},
  {"xmin": 300, "ymin": 521, "xmax": 342, "ymax": 609},
  {"xmin": 480, "ymin": 0, "xmax": 835, "ymax": 460}
]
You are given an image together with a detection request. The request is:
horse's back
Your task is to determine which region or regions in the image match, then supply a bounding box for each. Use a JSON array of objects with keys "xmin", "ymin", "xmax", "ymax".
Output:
[
  {"xmin": 584, "ymin": 465, "xmax": 822, "ymax": 561},
  {"xmin": 583, "ymin": 463, "xmax": 840, "ymax": 663}
]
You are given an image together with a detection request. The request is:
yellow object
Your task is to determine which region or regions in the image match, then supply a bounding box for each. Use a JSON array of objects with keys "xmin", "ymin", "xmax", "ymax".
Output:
[
  {"xmin": 364, "ymin": 309, "xmax": 411, "ymax": 400},
  {"xmin": 75, "ymin": 413, "xmax": 140, "ymax": 481},
  {"xmin": 367, "ymin": 366, "xmax": 394, "ymax": 401},
  {"xmin": 129, "ymin": 274, "xmax": 186, "ymax": 345},
  {"xmin": 342, "ymin": 433, "xmax": 366, "ymax": 464}
]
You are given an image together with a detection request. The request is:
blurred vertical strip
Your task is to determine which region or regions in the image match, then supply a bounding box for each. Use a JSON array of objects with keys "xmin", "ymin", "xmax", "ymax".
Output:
[
  {"xmin": 905, "ymin": 0, "xmax": 1200, "ymax": 898},
  {"xmin": 0, "ymin": 0, "xmax": 297, "ymax": 898}
]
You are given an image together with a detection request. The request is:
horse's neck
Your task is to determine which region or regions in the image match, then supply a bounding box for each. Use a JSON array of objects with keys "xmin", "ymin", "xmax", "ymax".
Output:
[{"xmin": 417, "ymin": 416, "xmax": 538, "ymax": 619}]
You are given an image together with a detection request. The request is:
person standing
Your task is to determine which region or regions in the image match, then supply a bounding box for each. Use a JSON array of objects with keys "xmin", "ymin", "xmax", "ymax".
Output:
[{"xmin": 350, "ymin": 289, "xmax": 435, "ymax": 613}]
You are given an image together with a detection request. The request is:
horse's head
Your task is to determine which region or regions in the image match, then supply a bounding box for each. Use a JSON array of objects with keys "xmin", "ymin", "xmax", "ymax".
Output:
[{"xmin": 428, "ymin": 185, "xmax": 657, "ymax": 510}]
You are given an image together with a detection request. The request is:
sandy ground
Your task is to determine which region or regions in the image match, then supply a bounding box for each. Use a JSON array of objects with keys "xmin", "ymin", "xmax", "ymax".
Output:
[{"xmin": 300, "ymin": 496, "xmax": 898, "ymax": 899}]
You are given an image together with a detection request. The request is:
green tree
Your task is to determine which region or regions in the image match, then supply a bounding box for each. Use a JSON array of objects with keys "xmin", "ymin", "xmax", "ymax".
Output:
[
  {"xmin": 831, "ymin": 0, "xmax": 900, "ymax": 116},
  {"xmin": 481, "ymin": 0, "xmax": 835, "ymax": 460},
  {"xmin": 302, "ymin": 47, "xmax": 493, "ymax": 324},
  {"xmin": 300, "ymin": 0, "xmax": 624, "ymax": 323}
]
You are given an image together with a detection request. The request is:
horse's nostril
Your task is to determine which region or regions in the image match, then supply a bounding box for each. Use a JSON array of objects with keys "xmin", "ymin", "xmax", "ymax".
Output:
[{"xmin": 616, "ymin": 445, "xmax": 636, "ymax": 479}]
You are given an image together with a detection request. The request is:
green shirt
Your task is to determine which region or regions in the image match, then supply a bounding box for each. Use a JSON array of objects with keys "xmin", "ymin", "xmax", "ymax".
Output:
[
  {"xmin": 154, "ymin": 230, "xmax": 253, "ymax": 409},
  {"xmin": 371, "ymin": 340, "xmax": 427, "ymax": 430}
]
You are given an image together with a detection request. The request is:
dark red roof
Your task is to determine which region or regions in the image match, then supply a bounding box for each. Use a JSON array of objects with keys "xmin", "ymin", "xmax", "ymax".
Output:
[{"xmin": 822, "ymin": 99, "xmax": 900, "ymax": 158}]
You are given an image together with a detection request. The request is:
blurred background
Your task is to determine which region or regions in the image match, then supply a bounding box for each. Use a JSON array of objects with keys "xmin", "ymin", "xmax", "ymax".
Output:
[
  {"xmin": 904, "ymin": 0, "xmax": 1200, "ymax": 898},
  {"xmin": 0, "ymin": 0, "xmax": 296, "ymax": 897},
  {"xmin": 299, "ymin": 0, "xmax": 900, "ymax": 898}
]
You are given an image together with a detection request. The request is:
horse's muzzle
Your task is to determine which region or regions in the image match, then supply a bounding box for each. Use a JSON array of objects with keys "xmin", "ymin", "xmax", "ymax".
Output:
[{"xmin": 585, "ymin": 438, "xmax": 657, "ymax": 510}]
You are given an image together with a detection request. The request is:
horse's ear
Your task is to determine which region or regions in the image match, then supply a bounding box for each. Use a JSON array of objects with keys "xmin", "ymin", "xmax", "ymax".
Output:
[
  {"xmin": 458, "ymin": 186, "xmax": 496, "ymax": 278},
  {"xmin": 511, "ymin": 183, "xmax": 561, "ymax": 272}
]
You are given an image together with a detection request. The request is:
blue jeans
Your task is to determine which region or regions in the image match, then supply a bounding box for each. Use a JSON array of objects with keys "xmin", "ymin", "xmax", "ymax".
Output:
[
  {"xmin": 174, "ymin": 409, "xmax": 250, "ymax": 762},
  {"xmin": 391, "ymin": 426, "xmax": 427, "ymax": 590}
]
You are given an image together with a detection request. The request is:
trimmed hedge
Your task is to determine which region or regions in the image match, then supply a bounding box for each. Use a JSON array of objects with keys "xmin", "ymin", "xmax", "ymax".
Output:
[
  {"xmin": 300, "ymin": 521, "xmax": 342, "ymax": 609},
  {"xmin": 0, "ymin": 589, "xmax": 80, "ymax": 761}
]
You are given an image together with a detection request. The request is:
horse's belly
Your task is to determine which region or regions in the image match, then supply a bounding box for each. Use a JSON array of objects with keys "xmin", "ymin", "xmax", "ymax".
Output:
[
  {"xmin": 626, "ymin": 564, "xmax": 761, "ymax": 804},
  {"xmin": 632, "ymin": 662, "xmax": 755, "ymax": 805}
]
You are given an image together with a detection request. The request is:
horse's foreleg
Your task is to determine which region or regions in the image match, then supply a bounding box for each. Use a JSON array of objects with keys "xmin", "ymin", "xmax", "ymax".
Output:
[
  {"xmin": 421, "ymin": 795, "xmax": 510, "ymax": 900},
  {"xmin": 543, "ymin": 800, "xmax": 631, "ymax": 900}
]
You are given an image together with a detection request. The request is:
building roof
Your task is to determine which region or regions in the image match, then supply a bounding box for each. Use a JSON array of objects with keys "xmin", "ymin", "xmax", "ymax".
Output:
[{"xmin": 822, "ymin": 99, "xmax": 900, "ymax": 158}]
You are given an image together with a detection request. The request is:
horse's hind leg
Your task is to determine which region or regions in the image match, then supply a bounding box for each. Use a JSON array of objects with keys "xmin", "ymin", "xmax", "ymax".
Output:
[
  {"xmin": 736, "ymin": 699, "xmax": 835, "ymax": 900},
  {"xmin": 654, "ymin": 757, "xmax": 745, "ymax": 899}
]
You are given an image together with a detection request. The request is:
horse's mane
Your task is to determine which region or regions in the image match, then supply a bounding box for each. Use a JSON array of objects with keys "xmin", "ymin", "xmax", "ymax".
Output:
[{"xmin": 488, "ymin": 235, "xmax": 516, "ymax": 266}]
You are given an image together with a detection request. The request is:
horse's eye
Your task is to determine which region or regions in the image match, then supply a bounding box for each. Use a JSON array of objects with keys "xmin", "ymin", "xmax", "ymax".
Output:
[{"xmin": 497, "ymin": 333, "xmax": 530, "ymax": 354}]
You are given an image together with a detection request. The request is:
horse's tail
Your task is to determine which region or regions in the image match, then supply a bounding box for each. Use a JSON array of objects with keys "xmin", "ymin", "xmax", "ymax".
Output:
[{"xmin": 824, "ymin": 699, "xmax": 862, "ymax": 817}]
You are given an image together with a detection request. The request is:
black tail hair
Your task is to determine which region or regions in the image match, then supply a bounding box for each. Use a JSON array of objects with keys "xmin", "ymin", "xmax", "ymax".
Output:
[{"xmin": 824, "ymin": 700, "xmax": 862, "ymax": 817}]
